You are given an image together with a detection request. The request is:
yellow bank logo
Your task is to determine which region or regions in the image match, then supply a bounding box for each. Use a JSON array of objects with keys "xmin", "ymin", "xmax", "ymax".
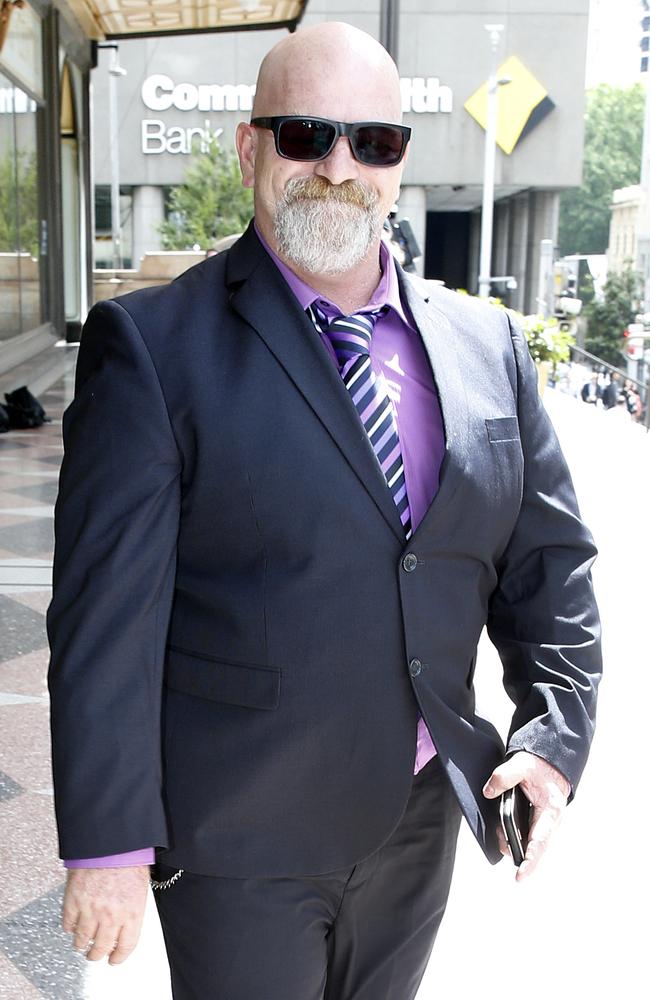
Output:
[{"xmin": 464, "ymin": 56, "xmax": 555, "ymax": 155}]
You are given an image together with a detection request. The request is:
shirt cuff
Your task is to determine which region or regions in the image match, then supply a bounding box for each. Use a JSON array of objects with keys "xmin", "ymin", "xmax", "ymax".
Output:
[{"xmin": 64, "ymin": 848, "xmax": 156, "ymax": 868}]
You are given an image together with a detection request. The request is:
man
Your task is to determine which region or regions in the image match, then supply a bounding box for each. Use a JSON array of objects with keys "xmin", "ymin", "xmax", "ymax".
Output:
[
  {"xmin": 581, "ymin": 373, "xmax": 599, "ymax": 404},
  {"xmin": 48, "ymin": 22, "xmax": 601, "ymax": 1000},
  {"xmin": 602, "ymin": 372, "xmax": 621, "ymax": 409}
]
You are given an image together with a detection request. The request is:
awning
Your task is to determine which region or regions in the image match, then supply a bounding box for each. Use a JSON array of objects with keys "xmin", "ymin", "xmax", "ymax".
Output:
[{"xmin": 63, "ymin": 0, "xmax": 308, "ymax": 41}]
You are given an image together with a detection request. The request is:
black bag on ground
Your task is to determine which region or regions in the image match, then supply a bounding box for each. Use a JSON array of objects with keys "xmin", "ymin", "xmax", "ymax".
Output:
[
  {"xmin": 0, "ymin": 404, "xmax": 10, "ymax": 433},
  {"xmin": 4, "ymin": 386, "xmax": 50, "ymax": 428}
]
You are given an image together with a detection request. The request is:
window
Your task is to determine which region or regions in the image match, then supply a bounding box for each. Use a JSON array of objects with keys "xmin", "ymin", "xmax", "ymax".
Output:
[
  {"xmin": 0, "ymin": 74, "xmax": 41, "ymax": 337},
  {"xmin": 93, "ymin": 185, "xmax": 133, "ymax": 269}
]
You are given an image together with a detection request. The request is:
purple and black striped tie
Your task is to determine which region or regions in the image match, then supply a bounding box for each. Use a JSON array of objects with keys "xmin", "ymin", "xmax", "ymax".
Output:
[{"xmin": 308, "ymin": 305, "xmax": 413, "ymax": 540}]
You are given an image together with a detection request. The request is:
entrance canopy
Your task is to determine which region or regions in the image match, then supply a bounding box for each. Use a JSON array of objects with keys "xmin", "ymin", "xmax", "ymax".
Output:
[{"xmin": 65, "ymin": 0, "xmax": 308, "ymax": 40}]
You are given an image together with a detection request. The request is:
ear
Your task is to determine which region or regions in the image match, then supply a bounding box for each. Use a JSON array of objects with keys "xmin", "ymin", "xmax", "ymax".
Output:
[{"xmin": 236, "ymin": 122, "xmax": 257, "ymax": 188}]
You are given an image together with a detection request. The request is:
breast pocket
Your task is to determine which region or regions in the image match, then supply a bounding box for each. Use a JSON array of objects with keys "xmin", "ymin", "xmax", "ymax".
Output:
[
  {"xmin": 165, "ymin": 645, "xmax": 281, "ymax": 711},
  {"xmin": 481, "ymin": 415, "xmax": 524, "ymax": 522},
  {"xmin": 485, "ymin": 416, "xmax": 520, "ymax": 443}
]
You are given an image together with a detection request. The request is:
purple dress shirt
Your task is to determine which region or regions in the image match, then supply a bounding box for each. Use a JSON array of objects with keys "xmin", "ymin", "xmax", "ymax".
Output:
[{"xmin": 65, "ymin": 233, "xmax": 445, "ymax": 867}]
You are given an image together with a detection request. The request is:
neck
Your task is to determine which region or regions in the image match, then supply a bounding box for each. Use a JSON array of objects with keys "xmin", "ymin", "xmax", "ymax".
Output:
[
  {"xmin": 291, "ymin": 248, "xmax": 383, "ymax": 314},
  {"xmin": 257, "ymin": 219, "xmax": 383, "ymax": 314}
]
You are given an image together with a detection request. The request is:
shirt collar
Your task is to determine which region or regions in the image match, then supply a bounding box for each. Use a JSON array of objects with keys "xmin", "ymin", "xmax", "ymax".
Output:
[{"xmin": 254, "ymin": 220, "xmax": 412, "ymax": 327}]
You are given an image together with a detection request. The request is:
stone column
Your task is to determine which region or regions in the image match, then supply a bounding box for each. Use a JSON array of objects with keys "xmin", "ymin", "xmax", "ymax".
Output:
[
  {"xmin": 132, "ymin": 186, "xmax": 165, "ymax": 270},
  {"xmin": 467, "ymin": 210, "xmax": 481, "ymax": 295},
  {"xmin": 525, "ymin": 190, "xmax": 560, "ymax": 314}
]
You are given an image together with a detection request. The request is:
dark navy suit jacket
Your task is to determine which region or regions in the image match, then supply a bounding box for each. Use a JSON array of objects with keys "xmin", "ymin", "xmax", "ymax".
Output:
[{"xmin": 47, "ymin": 223, "xmax": 601, "ymax": 877}]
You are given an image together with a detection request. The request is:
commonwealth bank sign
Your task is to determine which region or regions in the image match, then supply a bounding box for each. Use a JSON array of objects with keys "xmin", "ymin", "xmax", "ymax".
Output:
[
  {"xmin": 464, "ymin": 56, "xmax": 555, "ymax": 154},
  {"xmin": 139, "ymin": 73, "xmax": 454, "ymax": 155}
]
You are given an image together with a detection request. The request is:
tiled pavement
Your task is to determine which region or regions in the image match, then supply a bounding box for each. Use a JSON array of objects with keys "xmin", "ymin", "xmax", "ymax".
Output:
[
  {"xmin": 0, "ymin": 371, "xmax": 90, "ymax": 998},
  {"xmin": 0, "ymin": 373, "xmax": 92, "ymax": 996},
  {"xmin": 0, "ymin": 372, "xmax": 173, "ymax": 1000}
]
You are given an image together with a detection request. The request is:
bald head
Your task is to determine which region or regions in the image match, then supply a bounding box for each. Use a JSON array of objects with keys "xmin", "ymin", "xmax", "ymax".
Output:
[
  {"xmin": 237, "ymin": 22, "xmax": 408, "ymax": 292},
  {"xmin": 252, "ymin": 22, "xmax": 403, "ymax": 123}
]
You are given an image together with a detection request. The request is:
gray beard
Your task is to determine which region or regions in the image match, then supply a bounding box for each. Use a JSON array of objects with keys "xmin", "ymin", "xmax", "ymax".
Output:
[{"xmin": 273, "ymin": 195, "xmax": 382, "ymax": 276}]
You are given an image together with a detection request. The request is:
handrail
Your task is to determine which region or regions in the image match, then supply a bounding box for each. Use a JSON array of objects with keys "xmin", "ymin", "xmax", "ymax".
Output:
[
  {"xmin": 568, "ymin": 344, "xmax": 649, "ymax": 431},
  {"xmin": 569, "ymin": 344, "xmax": 646, "ymax": 392}
]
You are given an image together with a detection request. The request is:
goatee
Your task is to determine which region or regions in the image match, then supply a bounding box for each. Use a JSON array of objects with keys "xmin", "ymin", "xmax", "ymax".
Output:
[{"xmin": 273, "ymin": 176, "xmax": 383, "ymax": 275}]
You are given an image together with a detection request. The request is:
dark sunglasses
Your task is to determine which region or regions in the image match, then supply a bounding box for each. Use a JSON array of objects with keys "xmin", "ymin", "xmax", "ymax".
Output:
[{"xmin": 251, "ymin": 116, "xmax": 411, "ymax": 167}]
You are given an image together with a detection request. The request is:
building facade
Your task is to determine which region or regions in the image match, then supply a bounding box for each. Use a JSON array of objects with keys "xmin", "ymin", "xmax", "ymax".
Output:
[
  {"xmin": 90, "ymin": 0, "xmax": 590, "ymax": 314},
  {"xmin": 0, "ymin": 0, "xmax": 93, "ymax": 344},
  {"xmin": 608, "ymin": 183, "xmax": 643, "ymax": 274}
]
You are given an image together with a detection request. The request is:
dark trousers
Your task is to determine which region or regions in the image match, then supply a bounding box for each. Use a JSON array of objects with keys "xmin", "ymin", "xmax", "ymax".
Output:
[{"xmin": 153, "ymin": 756, "xmax": 461, "ymax": 1000}]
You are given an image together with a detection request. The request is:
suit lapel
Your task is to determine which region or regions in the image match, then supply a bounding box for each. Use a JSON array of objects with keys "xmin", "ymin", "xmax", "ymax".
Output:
[
  {"xmin": 226, "ymin": 226, "xmax": 405, "ymax": 542},
  {"xmin": 397, "ymin": 269, "xmax": 470, "ymax": 529}
]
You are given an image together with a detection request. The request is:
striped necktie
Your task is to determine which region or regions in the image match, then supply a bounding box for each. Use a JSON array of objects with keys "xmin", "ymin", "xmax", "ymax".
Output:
[{"xmin": 308, "ymin": 304, "xmax": 413, "ymax": 540}]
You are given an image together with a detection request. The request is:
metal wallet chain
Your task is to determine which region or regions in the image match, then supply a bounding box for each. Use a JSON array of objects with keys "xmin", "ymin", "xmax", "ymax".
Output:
[{"xmin": 150, "ymin": 868, "xmax": 185, "ymax": 891}]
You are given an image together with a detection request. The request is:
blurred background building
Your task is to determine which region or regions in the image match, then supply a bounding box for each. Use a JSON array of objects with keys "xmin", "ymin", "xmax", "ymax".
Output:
[
  {"xmin": 1, "ymin": 0, "xmax": 594, "ymax": 358},
  {"xmin": 0, "ymin": 0, "xmax": 305, "ymax": 383},
  {"xmin": 608, "ymin": 184, "xmax": 643, "ymax": 274},
  {"xmin": 0, "ymin": 0, "xmax": 93, "ymax": 353},
  {"xmin": 91, "ymin": 0, "xmax": 591, "ymax": 314}
]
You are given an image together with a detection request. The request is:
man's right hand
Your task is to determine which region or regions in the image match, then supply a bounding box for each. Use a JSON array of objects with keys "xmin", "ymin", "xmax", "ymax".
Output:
[{"xmin": 62, "ymin": 865, "xmax": 150, "ymax": 965}]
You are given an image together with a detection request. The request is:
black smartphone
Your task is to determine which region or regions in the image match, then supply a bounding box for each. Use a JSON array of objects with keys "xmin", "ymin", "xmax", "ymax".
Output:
[{"xmin": 499, "ymin": 785, "xmax": 532, "ymax": 866}]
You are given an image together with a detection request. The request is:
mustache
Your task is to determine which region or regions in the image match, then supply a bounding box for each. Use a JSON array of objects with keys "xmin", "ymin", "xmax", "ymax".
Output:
[{"xmin": 282, "ymin": 176, "xmax": 378, "ymax": 210}]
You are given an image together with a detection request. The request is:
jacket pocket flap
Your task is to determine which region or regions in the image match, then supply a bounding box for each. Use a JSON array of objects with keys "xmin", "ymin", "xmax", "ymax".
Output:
[
  {"xmin": 165, "ymin": 646, "xmax": 280, "ymax": 711},
  {"xmin": 485, "ymin": 416, "xmax": 520, "ymax": 443}
]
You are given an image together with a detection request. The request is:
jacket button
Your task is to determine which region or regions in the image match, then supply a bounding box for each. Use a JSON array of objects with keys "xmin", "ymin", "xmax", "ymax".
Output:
[
  {"xmin": 409, "ymin": 658, "xmax": 422, "ymax": 677},
  {"xmin": 402, "ymin": 552, "xmax": 418, "ymax": 572}
]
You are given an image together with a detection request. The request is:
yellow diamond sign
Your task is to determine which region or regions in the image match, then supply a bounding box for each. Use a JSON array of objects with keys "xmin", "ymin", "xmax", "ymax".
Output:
[{"xmin": 464, "ymin": 55, "xmax": 555, "ymax": 155}]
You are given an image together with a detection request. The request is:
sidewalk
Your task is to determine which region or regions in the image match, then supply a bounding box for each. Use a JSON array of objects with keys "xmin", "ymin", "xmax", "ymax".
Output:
[
  {"xmin": 0, "ymin": 373, "xmax": 88, "ymax": 998},
  {"xmin": 0, "ymin": 371, "xmax": 172, "ymax": 999},
  {"xmin": 421, "ymin": 388, "xmax": 649, "ymax": 999},
  {"xmin": 0, "ymin": 379, "xmax": 646, "ymax": 998}
]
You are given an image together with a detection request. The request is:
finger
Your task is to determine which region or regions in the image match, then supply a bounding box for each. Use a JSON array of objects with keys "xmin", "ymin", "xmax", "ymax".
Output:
[
  {"xmin": 516, "ymin": 805, "xmax": 560, "ymax": 881},
  {"xmin": 73, "ymin": 920, "xmax": 99, "ymax": 953},
  {"xmin": 108, "ymin": 925, "xmax": 142, "ymax": 966},
  {"xmin": 86, "ymin": 925, "xmax": 121, "ymax": 963},
  {"xmin": 516, "ymin": 838, "xmax": 544, "ymax": 881},
  {"xmin": 62, "ymin": 900, "xmax": 79, "ymax": 936},
  {"xmin": 483, "ymin": 757, "xmax": 526, "ymax": 799},
  {"xmin": 516, "ymin": 830, "xmax": 545, "ymax": 880}
]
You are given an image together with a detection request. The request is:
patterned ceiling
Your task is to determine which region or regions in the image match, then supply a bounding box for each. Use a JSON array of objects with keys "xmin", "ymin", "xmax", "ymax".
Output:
[{"xmin": 65, "ymin": 0, "xmax": 307, "ymax": 40}]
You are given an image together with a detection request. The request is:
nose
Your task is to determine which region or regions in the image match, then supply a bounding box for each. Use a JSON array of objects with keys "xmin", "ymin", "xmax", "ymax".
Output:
[{"xmin": 314, "ymin": 136, "xmax": 360, "ymax": 185}]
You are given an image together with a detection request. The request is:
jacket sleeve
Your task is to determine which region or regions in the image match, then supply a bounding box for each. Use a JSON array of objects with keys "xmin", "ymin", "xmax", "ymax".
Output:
[
  {"xmin": 47, "ymin": 298, "xmax": 181, "ymax": 859},
  {"xmin": 486, "ymin": 314, "xmax": 602, "ymax": 794}
]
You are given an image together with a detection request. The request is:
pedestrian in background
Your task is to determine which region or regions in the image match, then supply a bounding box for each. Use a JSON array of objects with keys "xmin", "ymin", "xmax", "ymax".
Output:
[
  {"xmin": 602, "ymin": 372, "xmax": 621, "ymax": 410},
  {"xmin": 581, "ymin": 373, "xmax": 600, "ymax": 405},
  {"xmin": 623, "ymin": 380, "xmax": 642, "ymax": 421}
]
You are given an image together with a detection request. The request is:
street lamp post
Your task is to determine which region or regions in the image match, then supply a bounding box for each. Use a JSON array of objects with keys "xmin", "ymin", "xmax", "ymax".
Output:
[
  {"xmin": 99, "ymin": 44, "xmax": 127, "ymax": 271},
  {"xmin": 478, "ymin": 24, "xmax": 507, "ymax": 300}
]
